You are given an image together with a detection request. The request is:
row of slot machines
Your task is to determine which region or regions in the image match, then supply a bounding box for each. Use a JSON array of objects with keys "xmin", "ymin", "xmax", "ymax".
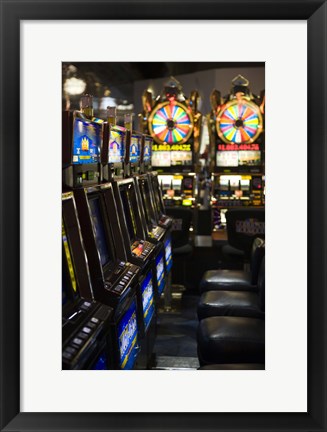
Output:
[
  {"xmin": 62, "ymin": 101, "xmax": 173, "ymax": 370},
  {"xmin": 139, "ymin": 74, "xmax": 265, "ymax": 210}
]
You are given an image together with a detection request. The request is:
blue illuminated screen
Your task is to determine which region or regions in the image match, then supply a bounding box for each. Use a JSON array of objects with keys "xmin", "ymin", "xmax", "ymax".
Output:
[
  {"xmin": 156, "ymin": 251, "xmax": 165, "ymax": 295},
  {"xmin": 109, "ymin": 127, "xmax": 125, "ymax": 164},
  {"xmin": 164, "ymin": 236, "xmax": 173, "ymax": 273},
  {"xmin": 129, "ymin": 135, "xmax": 141, "ymax": 164},
  {"xmin": 143, "ymin": 138, "xmax": 152, "ymax": 162},
  {"xmin": 118, "ymin": 299, "xmax": 138, "ymax": 370},
  {"xmin": 141, "ymin": 271, "xmax": 155, "ymax": 332},
  {"xmin": 72, "ymin": 117, "xmax": 101, "ymax": 164}
]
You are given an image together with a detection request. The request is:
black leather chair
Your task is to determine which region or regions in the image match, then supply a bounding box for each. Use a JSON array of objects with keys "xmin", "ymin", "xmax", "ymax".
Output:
[
  {"xmin": 197, "ymin": 315, "xmax": 265, "ymax": 366},
  {"xmin": 197, "ymin": 257, "xmax": 265, "ymax": 367},
  {"xmin": 200, "ymin": 237, "xmax": 264, "ymax": 294},
  {"xmin": 198, "ymin": 256, "xmax": 265, "ymax": 320}
]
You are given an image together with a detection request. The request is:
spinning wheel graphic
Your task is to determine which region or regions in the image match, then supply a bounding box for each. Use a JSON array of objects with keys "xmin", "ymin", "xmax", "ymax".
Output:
[
  {"xmin": 216, "ymin": 99, "xmax": 263, "ymax": 144},
  {"xmin": 148, "ymin": 101, "xmax": 193, "ymax": 145}
]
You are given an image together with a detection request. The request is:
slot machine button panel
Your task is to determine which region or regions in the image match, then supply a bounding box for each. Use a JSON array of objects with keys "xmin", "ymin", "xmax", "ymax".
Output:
[
  {"xmin": 77, "ymin": 332, "xmax": 89, "ymax": 341},
  {"xmin": 72, "ymin": 337, "xmax": 83, "ymax": 346}
]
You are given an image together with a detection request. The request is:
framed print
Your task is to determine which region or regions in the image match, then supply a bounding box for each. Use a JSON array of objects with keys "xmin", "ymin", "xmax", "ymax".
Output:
[{"xmin": 0, "ymin": 0, "xmax": 326, "ymax": 431}]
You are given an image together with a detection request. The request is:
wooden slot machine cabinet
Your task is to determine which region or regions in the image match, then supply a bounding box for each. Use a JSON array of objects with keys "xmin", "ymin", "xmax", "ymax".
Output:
[
  {"xmin": 208, "ymin": 75, "xmax": 265, "ymax": 231},
  {"xmin": 139, "ymin": 77, "xmax": 202, "ymax": 208}
]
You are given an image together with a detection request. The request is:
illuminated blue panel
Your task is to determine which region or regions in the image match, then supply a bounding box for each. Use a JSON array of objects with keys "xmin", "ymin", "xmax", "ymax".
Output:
[
  {"xmin": 156, "ymin": 251, "xmax": 166, "ymax": 295},
  {"xmin": 109, "ymin": 127, "xmax": 125, "ymax": 164},
  {"xmin": 72, "ymin": 117, "xmax": 101, "ymax": 164},
  {"xmin": 143, "ymin": 137, "xmax": 152, "ymax": 163},
  {"xmin": 164, "ymin": 237, "xmax": 173, "ymax": 273},
  {"xmin": 130, "ymin": 135, "xmax": 141, "ymax": 164},
  {"xmin": 118, "ymin": 299, "xmax": 138, "ymax": 370},
  {"xmin": 92, "ymin": 351, "xmax": 108, "ymax": 370},
  {"xmin": 141, "ymin": 271, "xmax": 155, "ymax": 332}
]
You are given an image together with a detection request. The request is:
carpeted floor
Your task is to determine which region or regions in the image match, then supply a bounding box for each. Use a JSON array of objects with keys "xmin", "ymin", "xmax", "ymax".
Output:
[{"xmin": 153, "ymin": 293, "xmax": 199, "ymax": 360}]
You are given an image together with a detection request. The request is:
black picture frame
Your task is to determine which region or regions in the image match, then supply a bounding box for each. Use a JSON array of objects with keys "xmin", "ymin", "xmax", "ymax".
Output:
[{"xmin": 0, "ymin": 1, "xmax": 326, "ymax": 431}]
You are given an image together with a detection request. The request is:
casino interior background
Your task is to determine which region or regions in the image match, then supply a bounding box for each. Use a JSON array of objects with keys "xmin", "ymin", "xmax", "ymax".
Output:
[{"xmin": 62, "ymin": 62, "xmax": 265, "ymax": 370}]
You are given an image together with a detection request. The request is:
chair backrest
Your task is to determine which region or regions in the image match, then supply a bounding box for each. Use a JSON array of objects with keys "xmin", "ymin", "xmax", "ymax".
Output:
[
  {"xmin": 257, "ymin": 256, "xmax": 265, "ymax": 312},
  {"xmin": 165, "ymin": 207, "xmax": 193, "ymax": 249},
  {"xmin": 250, "ymin": 237, "xmax": 265, "ymax": 284},
  {"xmin": 226, "ymin": 208, "xmax": 265, "ymax": 258}
]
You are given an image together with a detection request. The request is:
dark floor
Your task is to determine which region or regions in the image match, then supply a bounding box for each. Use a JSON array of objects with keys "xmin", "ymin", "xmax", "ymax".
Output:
[
  {"xmin": 151, "ymin": 242, "xmax": 244, "ymax": 369},
  {"xmin": 152, "ymin": 291, "xmax": 200, "ymax": 369}
]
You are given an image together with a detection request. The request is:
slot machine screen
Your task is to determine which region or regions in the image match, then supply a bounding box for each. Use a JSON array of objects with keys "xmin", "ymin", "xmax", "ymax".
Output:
[
  {"xmin": 138, "ymin": 180, "xmax": 156, "ymax": 229},
  {"xmin": 152, "ymin": 175, "xmax": 164, "ymax": 215},
  {"xmin": 164, "ymin": 237, "xmax": 173, "ymax": 273},
  {"xmin": 109, "ymin": 127, "xmax": 125, "ymax": 164},
  {"xmin": 216, "ymin": 151, "xmax": 238, "ymax": 167},
  {"xmin": 118, "ymin": 299, "xmax": 138, "ymax": 369},
  {"xmin": 119, "ymin": 185, "xmax": 138, "ymax": 244},
  {"xmin": 171, "ymin": 151, "xmax": 192, "ymax": 166},
  {"xmin": 143, "ymin": 137, "xmax": 152, "ymax": 163},
  {"xmin": 156, "ymin": 251, "xmax": 165, "ymax": 295},
  {"xmin": 88, "ymin": 197, "xmax": 112, "ymax": 267},
  {"xmin": 62, "ymin": 220, "xmax": 79, "ymax": 304},
  {"xmin": 152, "ymin": 151, "xmax": 171, "ymax": 167},
  {"xmin": 141, "ymin": 271, "xmax": 155, "ymax": 332},
  {"xmin": 238, "ymin": 151, "xmax": 261, "ymax": 166},
  {"xmin": 72, "ymin": 116, "xmax": 101, "ymax": 164},
  {"xmin": 130, "ymin": 135, "xmax": 141, "ymax": 164}
]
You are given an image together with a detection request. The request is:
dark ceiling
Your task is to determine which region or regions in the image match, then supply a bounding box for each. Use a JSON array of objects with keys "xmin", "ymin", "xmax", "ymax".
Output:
[{"xmin": 63, "ymin": 62, "xmax": 264, "ymax": 103}]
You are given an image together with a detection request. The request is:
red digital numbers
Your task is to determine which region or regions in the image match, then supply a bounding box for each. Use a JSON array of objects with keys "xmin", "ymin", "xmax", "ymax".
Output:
[{"xmin": 217, "ymin": 143, "xmax": 260, "ymax": 151}]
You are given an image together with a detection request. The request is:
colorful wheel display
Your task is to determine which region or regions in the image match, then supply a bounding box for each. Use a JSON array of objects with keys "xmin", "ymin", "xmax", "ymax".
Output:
[
  {"xmin": 216, "ymin": 99, "xmax": 263, "ymax": 144},
  {"xmin": 148, "ymin": 101, "xmax": 194, "ymax": 145}
]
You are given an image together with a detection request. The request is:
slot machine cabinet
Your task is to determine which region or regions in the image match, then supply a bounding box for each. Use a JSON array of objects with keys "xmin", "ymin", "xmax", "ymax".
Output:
[
  {"xmin": 112, "ymin": 177, "xmax": 168, "ymax": 300},
  {"xmin": 62, "ymin": 192, "xmax": 113, "ymax": 370},
  {"xmin": 72, "ymin": 186, "xmax": 148, "ymax": 369},
  {"xmin": 210, "ymin": 75, "xmax": 265, "ymax": 229},
  {"xmin": 73, "ymin": 187, "xmax": 140, "ymax": 312},
  {"xmin": 62, "ymin": 110, "xmax": 106, "ymax": 190},
  {"xmin": 141, "ymin": 77, "xmax": 202, "ymax": 175},
  {"xmin": 101, "ymin": 182, "xmax": 158, "ymax": 360}
]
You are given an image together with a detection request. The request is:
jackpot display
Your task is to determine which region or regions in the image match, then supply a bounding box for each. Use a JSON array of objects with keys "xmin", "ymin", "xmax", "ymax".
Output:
[
  {"xmin": 210, "ymin": 75, "xmax": 264, "ymax": 174},
  {"xmin": 141, "ymin": 78, "xmax": 200, "ymax": 172}
]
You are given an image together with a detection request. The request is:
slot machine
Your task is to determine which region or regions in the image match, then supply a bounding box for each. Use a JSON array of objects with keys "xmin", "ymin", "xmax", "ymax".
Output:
[
  {"xmin": 209, "ymin": 76, "xmax": 265, "ymax": 230},
  {"xmin": 100, "ymin": 113, "xmax": 158, "ymax": 362},
  {"xmin": 62, "ymin": 192, "xmax": 113, "ymax": 370},
  {"xmin": 140, "ymin": 77, "xmax": 202, "ymax": 208},
  {"xmin": 138, "ymin": 135, "xmax": 173, "ymax": 275},
  {"xmin": 63, "ymin": 101, "xmax": 145, "ymax": 370}
]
